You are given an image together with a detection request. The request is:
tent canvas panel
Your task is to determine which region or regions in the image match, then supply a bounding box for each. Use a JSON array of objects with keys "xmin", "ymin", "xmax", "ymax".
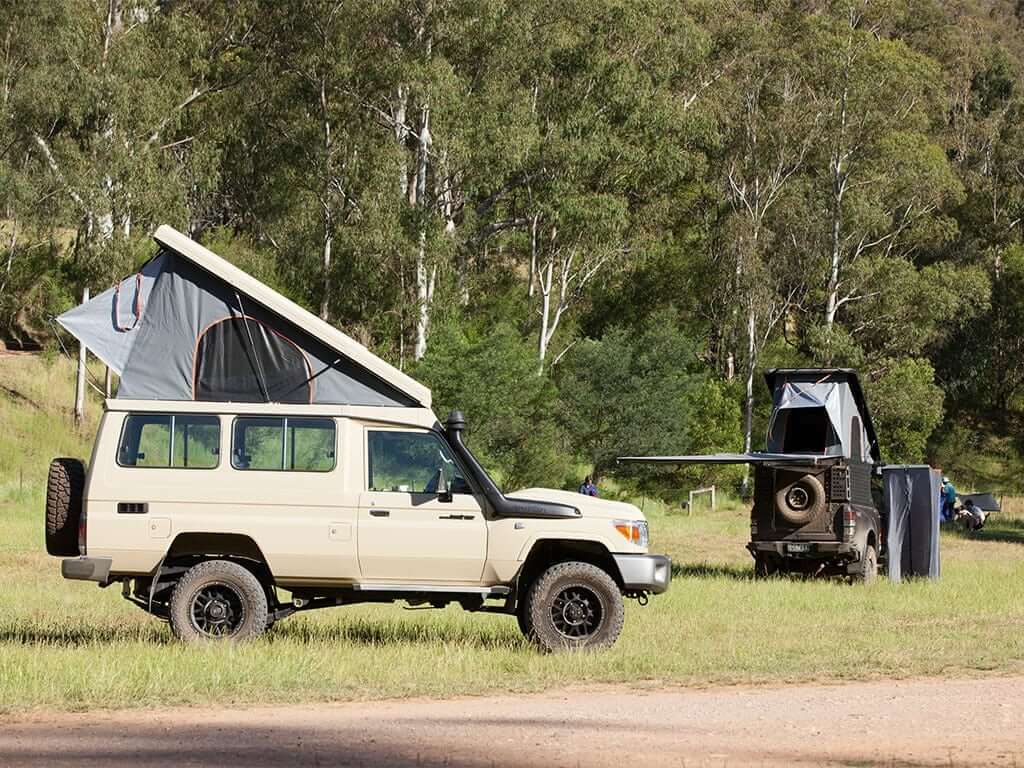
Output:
[
  {"xmin": 115, "ymin": 253, "xmax": 415, "ymax": 407},
  {"xmin": 56, "ymin": 226, "xmax": 428, "ymax": 408},
  {"xmin": 55, "ymin": 254, "xmax": 165, "ymax": 375}
]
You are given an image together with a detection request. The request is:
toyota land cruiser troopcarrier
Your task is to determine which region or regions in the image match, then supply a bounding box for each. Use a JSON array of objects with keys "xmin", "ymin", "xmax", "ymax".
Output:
[{"xmin": 44, "ymin": 225, "xmax": 670, "ymax": 650}]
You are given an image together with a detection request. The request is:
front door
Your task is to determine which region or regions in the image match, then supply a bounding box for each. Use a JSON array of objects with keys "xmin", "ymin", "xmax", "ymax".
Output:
[{"xmin": 358, "ymin": 427, "xmax": 487, "ymax": 583}]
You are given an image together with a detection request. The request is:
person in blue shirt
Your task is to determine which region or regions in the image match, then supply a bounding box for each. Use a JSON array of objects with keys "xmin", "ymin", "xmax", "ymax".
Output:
[
  {"xmin": 578, "ymin": 475, "xmax": 598, "ymax": 497},
  {"xmin": 940, "ymin": 476, "xmax": 956, "ymax": 522}
]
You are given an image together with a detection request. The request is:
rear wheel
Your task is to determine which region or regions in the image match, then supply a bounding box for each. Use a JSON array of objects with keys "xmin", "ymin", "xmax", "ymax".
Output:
[
  {"xmin": 753, "ymin": 553, "xmax": 780, "ymax": 578},
  {"xmin": 520, "ymin": 561, "xmax": 624, "ymax": 652},
  {"xmin": 45, "ymin": 458, "xmax": 85, "ymax": 556},
  {"xmin": 169, "ymin": 560, "xmax": 269, "ymax": 642},
  {"xmin": 852, "ymin": 543, "xmax": 878, "ymax": 584}
]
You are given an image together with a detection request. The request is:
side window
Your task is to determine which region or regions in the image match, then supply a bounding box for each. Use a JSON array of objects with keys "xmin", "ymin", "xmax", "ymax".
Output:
[
  {"xmin": 367, "ymin": 430, "xmax": 469, "ymax": 494},
  {"xmin": 232, "ymin": 417, "xmax": 336, "ymax": 472},
  {"xmin": 118, "ymin": 414, "xmax": 220, "ymax": 469}
]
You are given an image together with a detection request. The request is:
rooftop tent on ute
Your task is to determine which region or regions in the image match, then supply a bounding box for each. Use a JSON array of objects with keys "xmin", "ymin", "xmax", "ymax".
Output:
[
  {"xmin": 619, "ymin": 368, "xmax": 879, "ymax": 467},
  {"xmin": 56, "ymin": 225, "xmax": 431, "ymax": 408}
]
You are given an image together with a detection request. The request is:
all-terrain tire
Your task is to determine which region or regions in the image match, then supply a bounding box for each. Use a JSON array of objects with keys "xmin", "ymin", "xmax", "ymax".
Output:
[
  {"xmin": 774, "ymin": 472, "xmax": 826, "ymax": 526},
  {"xmin": 169, "ymin": 560, "xmax": 269, "ymax": 643},
  {"xmin": 852, "ymin": 543, "xmax": 878, "ymax": 585},
  {"xmin": 516, "ymin": 604, "xmax": 533, "ymax": 640},
  {"xmin": 521, "ymin": 561, "xmax": 624, "ymax": 653},
  {"xmin": 45, "ymin": 458, "xmax": 86, "ymax": 556}
]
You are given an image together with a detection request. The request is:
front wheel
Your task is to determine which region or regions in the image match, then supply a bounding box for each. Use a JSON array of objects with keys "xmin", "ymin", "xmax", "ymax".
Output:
[
  {"xmin": 169, "ymin": 560, "xmax": 269, "ymax": 642},
  {"xmin": 520, "ymin": 561, "xmax": 624, "ymax": 652}
]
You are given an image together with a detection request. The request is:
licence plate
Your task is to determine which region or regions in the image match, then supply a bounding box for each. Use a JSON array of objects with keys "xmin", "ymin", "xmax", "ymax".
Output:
[{"xmin": 787, "ymin": 543, "xmax": 811, "ymax": 553}]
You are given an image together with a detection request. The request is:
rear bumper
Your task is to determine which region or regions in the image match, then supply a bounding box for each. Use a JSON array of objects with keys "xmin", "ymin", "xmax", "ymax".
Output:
[
  {"xmin": 61, "ymin": 556, "xmax": 113, "ymax": 584},
  {"xmin": 613, "ymin": 554, "xmax": 671, "ymax": 594},
  {"xmin": 748, "ymin": 540, "xmax": 857, "ymax": 560}
]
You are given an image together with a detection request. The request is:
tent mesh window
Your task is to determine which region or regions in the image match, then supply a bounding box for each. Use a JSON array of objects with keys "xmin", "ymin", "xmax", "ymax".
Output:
[{"xmin": 194, "ymin": 317, "xmax": 312, "ymax": 403}]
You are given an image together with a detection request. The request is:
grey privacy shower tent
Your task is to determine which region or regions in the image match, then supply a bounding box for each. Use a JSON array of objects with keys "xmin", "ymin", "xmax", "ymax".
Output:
[{"xmin": 57, "ymin": 225, "xmax": 431, "ymax": 408}]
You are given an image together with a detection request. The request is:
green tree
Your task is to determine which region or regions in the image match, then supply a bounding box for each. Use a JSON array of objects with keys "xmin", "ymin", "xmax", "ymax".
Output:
[
  {"xmin": 557, "ymin": 312, "xmax": 740, "ymax": 490},
  {"xmin": 864, "ymin": 357, "xmax": 944, "ymax": 463},
  {"xmin": 413, "ymin": 319, "xmax": 570, "ymax": 489}
]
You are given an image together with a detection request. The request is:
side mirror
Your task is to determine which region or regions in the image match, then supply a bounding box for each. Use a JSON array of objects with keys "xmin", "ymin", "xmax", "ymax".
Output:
[{"xmin": 436, "ymin": 469, "xmax": 452, "ymax": 502}]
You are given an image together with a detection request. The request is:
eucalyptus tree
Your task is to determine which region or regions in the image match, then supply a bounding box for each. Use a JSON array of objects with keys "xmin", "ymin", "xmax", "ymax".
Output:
[
  {"xmin": 805, "ymin": 3, "xmax": 961, "ymax": 338},
  {"xmin": 709, "ymin": 3, "xmax": 819, "ymax": 466},
  {"xmin": 12, "ymin": 0, "xmax": 237, "ymax": 282}
]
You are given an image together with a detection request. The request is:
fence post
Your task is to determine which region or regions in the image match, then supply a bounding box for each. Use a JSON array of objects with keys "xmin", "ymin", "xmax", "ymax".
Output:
[
  {"xmin": 74, "ymin": 287, "xmax": 89, "ymax": 424},
  {"xmin": 104, "ymin": 366, "xmax": 112, "ymax": 398}
]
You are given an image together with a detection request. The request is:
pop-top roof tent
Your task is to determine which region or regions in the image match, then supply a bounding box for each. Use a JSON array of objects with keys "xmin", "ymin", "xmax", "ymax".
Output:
[
  {"xmin": 57, "ymin": 225, "xmax": 431, "ymax": 409},
  {"xmin": 620, "ymin": 368, "xmax": 880, "ymax": 466}
]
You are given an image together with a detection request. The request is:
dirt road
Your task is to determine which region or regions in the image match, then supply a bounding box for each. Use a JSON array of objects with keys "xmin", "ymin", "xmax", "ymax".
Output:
[{"xmin": 2, "ymin": 676, "xmax": 1021, "ymax": 767}]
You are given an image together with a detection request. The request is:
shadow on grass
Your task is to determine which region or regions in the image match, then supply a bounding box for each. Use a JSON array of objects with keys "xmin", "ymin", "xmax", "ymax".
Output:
[
  {"xmin": 945, "ymin": 517, "xmax": 1024, "ymax": 546},
  {"xmin": 672, "ymin": 562, "xmax": 753, "ymax": 580},
  {"xmin": 0, "ymin": 619, "xmax": 526, "ymax": 651},
  {"xmin": 0, "ymin": 623, "xmax": 170, "ymax": 647},
  {"xmin": 271, "ymin": 617, "xmax": 526, "ymax": 650}
]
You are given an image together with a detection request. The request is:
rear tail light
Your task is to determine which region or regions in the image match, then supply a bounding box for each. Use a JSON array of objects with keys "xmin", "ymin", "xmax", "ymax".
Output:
[
  {"xmin": 843, "ymin": 507, "xmax": 855, "ymax": 542},
  {"xmin": 78, "ymin": 507, "xmax": 87, "ymax": 555}
]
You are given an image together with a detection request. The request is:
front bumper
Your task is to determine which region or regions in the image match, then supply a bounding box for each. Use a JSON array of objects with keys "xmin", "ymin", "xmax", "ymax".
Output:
[
  {"xmin": 613, "ymin": 553, "xmax": 671, "ymax": 594},
  {"xmin": 61, "ymin": 556, "xmax": 113, "ymax": 584},
  {"xmin": 748, "ymin": 540, "xmax": 858, "ymax": 561}
]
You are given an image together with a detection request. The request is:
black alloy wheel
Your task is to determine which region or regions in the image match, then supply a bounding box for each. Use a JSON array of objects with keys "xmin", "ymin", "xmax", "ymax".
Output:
[
  {"xmin": 169, "ymin": 559, "xmax": 269, "ymax": 643},
  {"xmin": 519, "ymin": 561, "xmax": 625, "ymax": 652},
  {"xmin": 190, "ymin": 582, "xmax": 246, "ymax": 638},
  {"xmin": 550, "ymin": 585, "xmax": 604, "ymax": 639}
]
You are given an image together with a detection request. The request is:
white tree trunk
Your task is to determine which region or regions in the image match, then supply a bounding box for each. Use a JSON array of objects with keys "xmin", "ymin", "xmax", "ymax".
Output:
[
  {"xmin": 741, "ymin": 302, "xmax": 756, "ymax": 494},
  {"xmin": 413, "ymin": 101, "xmax": 432, "ymax": 360},
  {"xmin": 527, "ymin": 214, "xmax": 539, "ymax": 299},
  {"xmin": 319, "ymin": 75, "xmax": 333, "ymax": 321},
  {"xmin": 537, "ymin": 259, "xmax": 553, "ymax": 369},
  {"xmin": 0, "ymin": 217, "xmax": 16, "ymax": 302},
  {"xmin": 320, "ymin": 225, "xmax": 332, "ymax": 321}
]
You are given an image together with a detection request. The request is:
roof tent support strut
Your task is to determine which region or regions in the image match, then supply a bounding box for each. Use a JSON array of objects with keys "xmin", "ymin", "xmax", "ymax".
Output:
[{"xmin": 234, "ymin": 291, "xmax": 270, "ymax": 403}]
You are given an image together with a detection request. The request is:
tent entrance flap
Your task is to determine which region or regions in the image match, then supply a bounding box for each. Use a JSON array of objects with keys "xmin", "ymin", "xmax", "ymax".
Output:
[{"xmin": 193, "ymin": 316, "xmax": 313, "ymax": 404}]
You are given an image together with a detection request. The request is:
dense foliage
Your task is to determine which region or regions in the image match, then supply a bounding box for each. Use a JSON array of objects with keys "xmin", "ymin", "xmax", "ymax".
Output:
[{"xmin": 3, "ymin": 0, "xmax": 1023, "ymax": 492}]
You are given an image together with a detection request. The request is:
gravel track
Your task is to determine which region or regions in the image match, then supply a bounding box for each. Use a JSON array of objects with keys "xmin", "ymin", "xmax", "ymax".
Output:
[{"xmin": 2, "ymin": 676, "xmax": 1022, "ymax": 767}]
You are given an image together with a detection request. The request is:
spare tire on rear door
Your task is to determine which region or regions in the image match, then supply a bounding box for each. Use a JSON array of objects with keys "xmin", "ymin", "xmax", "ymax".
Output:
[
  {"xmin": 45, "ymin": 458, "xmax": 86, "ymax": 556},
  {"xmin": 774, "ymin": 471, "xmax": 826, "ymax": 527}
]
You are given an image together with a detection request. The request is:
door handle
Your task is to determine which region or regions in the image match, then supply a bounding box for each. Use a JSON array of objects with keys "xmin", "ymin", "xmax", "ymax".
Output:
[
  {"xmin": 369, "ymin": 509, "xmax": 390, "ymax": 517},
  {"xmin": 438, "ymin": 514, "xmax": 475, "ymax": 520}
]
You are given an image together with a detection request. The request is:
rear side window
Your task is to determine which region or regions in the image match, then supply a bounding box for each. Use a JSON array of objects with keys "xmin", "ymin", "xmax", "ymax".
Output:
[
  {"xmin": 118, "ymin": 414, "xmax": 220, "ymax": 469},
  {"xmin": 232, "ymin": 417, "xmax": 336, "ymax": 472}
]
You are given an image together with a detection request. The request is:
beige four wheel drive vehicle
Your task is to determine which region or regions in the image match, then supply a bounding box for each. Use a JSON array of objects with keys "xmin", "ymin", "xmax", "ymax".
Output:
[{"xmin": 45, "ymin": 226, "xmax": 670, "ymax": 651}]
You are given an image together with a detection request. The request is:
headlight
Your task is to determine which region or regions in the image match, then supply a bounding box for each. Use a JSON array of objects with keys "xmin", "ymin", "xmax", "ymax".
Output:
[{"xmin": 613, "ymin": 519, "xmax": 649, "ymax": 547}]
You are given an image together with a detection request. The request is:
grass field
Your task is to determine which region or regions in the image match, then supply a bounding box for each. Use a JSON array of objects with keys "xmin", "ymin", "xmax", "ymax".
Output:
[{"xmin": 2, "ymin": 354, "xmax": 1024, "ymax": 714}]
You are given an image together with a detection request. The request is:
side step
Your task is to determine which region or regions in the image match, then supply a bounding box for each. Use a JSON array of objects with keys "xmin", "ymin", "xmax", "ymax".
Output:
[{"xmin": 352, "ymin": 583, "xmax": 510, "ymax": 596}]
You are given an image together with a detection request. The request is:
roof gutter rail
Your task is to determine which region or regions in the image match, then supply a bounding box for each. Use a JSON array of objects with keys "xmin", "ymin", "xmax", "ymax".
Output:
[{"xmin": 443, "ymin": 411, "xmax": 581, "ymax": 520}]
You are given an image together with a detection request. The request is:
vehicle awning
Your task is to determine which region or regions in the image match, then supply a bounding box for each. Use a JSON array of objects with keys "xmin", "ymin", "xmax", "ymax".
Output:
[{"xmin": 617, "ymin": 452, "xmax": 834, "ymax": 466}]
